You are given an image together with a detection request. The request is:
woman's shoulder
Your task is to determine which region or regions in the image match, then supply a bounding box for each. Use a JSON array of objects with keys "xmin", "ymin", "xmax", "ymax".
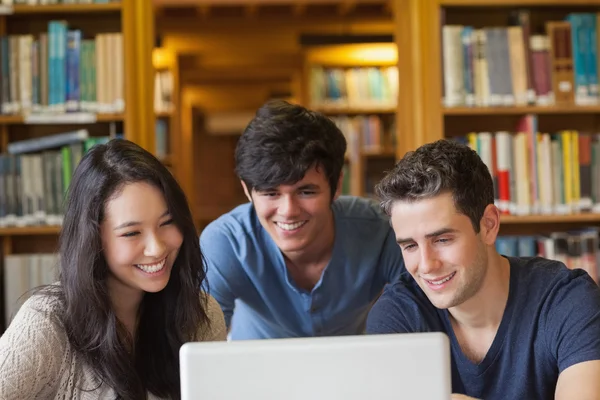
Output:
[
  {"xmin": 197, "ymin": 293, "xmax": 227, "ymax": 341},
  {"xmin": 14, "ymin": 288, "xmax": 65, "ymax": 325}
]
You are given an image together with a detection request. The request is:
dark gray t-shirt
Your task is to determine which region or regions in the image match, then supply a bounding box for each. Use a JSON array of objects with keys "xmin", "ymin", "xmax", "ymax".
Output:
[{"xmin": 366, "ymin": 257, "xmax": 600, "ymax": 399}]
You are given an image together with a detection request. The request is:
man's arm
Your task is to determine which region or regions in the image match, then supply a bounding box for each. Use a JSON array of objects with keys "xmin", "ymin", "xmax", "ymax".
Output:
[
  {"xmin": 555, "ymin": 360, "xmax": 600, "ymax": 400},
  {"xmin": 544, "ymin": 271, "xmax": 600, "ymax": 399},
  {"xmin": 200, "ymin": 223, "xmax": 245, "ymax": 329},
  {"xmin": 366, "ymin": 278, "xmax": 436, "ymax": 334}
]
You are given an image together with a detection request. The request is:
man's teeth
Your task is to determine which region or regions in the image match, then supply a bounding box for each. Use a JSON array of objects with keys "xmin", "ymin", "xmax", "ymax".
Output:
[
  {"xmin": 429, "ymin": 273, "xmax": 455, "ymax": 285},
  {"xmin": 136, "ymin": 259, "xmax": 166, "ymax": 273},
  {"xmin": 276, "ymin": 221, "xmax": 306, "ymax": 231}
]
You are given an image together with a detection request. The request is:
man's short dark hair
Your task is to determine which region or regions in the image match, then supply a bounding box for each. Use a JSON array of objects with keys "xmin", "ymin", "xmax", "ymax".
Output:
[
  {"xmin": 235, "ymin": 100, "xmax": 347, "ymax": 199},
  {"xmin": 376, "ymin": 139, "xmax": 495, "ymax": 232}
]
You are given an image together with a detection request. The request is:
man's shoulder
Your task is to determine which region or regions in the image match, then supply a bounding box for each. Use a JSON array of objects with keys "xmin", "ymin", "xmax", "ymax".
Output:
[
  {"xmin": 509, "ymin": 256, "xmax": 600, "ymax": 312},
  {"xmin": 333, "ymin": 196, "xmax": 389, "ymax": 223},
  {"xmin": 510, "ymin": 256, "xmax": 596, "ymax": 290},
  {"xmin": 201, "ymin": 202, "xmax": 257, "ymax": 239}
]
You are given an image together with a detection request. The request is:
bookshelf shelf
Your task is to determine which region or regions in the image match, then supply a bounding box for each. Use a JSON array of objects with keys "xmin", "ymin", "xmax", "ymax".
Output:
[
  {"xmin": 443, "ymin": 105, "xmax": 600, "ymax": 116},
  {"xmin": 0, "ymin": 226, "xmax": 61, "ymax": 236},
  {"xmin": 11, "ymin": 3, "xmax": 122, "ymax": 14},
  {"xmin": 438, "ymin": 0, "xmax": 600, "ymax": 6},
  {"xmin": 363, "ymin": 148, "xmax": 396, "ymax": 157},
  {"xmin": 501, "ymin": 214, "xmax": 600, "ymax": 224},
  {"xmin": 156, "ymin": 111, "xmax": 172, "ymax": 118},
  {"xmin": 0, "ymin": 113, "xmax": 124, "ymax": 125},
  {"xmin": 313, "ymin": 106, "xmax": 397, "ymax": 115}
]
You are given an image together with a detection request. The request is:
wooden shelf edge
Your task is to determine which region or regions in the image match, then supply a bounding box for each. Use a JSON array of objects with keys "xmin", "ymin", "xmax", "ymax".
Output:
[
  {"xmin": 362, "ymin": 149, "xmax": 396, "ymax": 157},
  {"xmin": 439, "ymin": 0, "xmax": 600, "ymax": 6},
  {"xmin": 155, "ymin": 111, "xmax": 172, "ymax": 118},
  {"xmin": 500, "ymin": 214, "xmax": 600, "ymax": 224},
  {"xmin": 444, "ymin": 105, "xmax": 600, "ymax": 116},
  {"xmin": 0, "ymin": 226, "xmax": 61, "ymax": 236},
  {"xmin": 11, "ymin": 2, "xmax": 121, "ymax": 14},
  {"xmin": 0, "ymin": 113, "xmax": 124, "ymax": 124},
  {"xmin": 312, "ymin": 106, "xmax": 397, "ymax": 115}
]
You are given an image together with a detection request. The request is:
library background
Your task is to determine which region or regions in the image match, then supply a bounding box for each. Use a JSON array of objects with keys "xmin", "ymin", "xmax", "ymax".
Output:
[{"xmin": 0, "ymin": 0, "xmax": 599, "ymax": 332}]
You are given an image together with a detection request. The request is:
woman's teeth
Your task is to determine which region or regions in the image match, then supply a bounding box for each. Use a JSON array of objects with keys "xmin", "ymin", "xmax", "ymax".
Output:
[{"xmin": 136, "ymin": 258, "xmax": 166, "ymax": 273}]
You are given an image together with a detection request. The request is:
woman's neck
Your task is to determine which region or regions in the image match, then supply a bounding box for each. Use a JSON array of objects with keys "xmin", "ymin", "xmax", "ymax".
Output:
[{"xmin": 107, "ymin": 275, "xmax": 144, "ymax": 338}]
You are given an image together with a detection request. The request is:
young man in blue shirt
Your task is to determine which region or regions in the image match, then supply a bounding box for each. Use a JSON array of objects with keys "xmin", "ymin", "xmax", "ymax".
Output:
[
  {"xmin": 367, "ymin": 139, "xmax": 600, "ymax": 399},
  {"xmin": 200, "ymin": 100, "xmax": 405, "ymax": 340}
]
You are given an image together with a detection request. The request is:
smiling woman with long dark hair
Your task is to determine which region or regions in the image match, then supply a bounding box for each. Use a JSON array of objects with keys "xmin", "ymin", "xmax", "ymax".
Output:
[{"xmin": 0, "ymin": 139, "xmax": 226, "ymax": 399}]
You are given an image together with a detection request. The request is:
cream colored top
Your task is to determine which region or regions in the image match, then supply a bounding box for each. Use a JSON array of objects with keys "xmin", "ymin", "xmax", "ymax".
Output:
[{"xmin": 0, "ymin": 292, "xmax": 227, "ymax": 399}]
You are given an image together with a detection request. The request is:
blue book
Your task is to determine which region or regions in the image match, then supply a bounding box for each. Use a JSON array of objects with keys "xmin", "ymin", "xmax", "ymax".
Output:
[
  {"xmin": 66, "ymin": 30, "xmax": 81, "ymax": 112},
  {"xmin": 584, "ymin": 14, "xmax": 599, "ymax": 102},
  {"xmin": 517, "ymin": 236, "xmax": 538, "ymax": 257},
  {"xmin": 566, "ymin": 14, "xmax": 590, "ymax": 105},
  {"xmin": 496, "ymin": 236, "xmax": 518, "ymax": 257}
]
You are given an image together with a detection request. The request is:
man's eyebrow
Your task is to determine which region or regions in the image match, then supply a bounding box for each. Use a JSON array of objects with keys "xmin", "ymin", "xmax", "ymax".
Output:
[
  {"xmin": 296, "ymin": 184, "xmax": 319, "ymax": 190},
  {"xmin": 113, "ymin": 210, "xmax": 170, "ymax": 230},
  {"xmin": 396, "ymin": 228, "xmax": 458, "ymax": 245}
]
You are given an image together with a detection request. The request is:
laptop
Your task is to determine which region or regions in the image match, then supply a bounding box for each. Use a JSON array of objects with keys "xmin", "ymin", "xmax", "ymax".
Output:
[{"xmin": 180, "ymin": 332, "xmax": 452, "ymax": 400}]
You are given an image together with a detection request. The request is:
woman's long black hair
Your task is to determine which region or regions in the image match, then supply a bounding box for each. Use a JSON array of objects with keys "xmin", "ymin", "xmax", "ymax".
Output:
[{"xmin": 42, "ymin": 139, "xmax": 209, "ymax": 399}]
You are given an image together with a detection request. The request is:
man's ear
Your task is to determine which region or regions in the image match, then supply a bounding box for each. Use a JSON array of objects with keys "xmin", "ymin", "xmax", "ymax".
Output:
[
  {"xmin": 240, "ymin": 180, "xmax": 252, "ymax": 203},
  {"xmin": 479, "ymin": 204, "xmax": 501, "ymax": 246}
]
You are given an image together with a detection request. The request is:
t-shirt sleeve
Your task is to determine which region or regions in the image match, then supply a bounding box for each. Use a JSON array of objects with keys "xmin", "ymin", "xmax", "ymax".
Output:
[
  {"xmin": 200, "ymin": 222, "xmax": 245, "ymax": 328},
  {"xmin": 366, "ymin": 279, "xmax": 436, "ymax": 334},
  {"xmin": 0, "ymin": 295, "xmax": 67, "ymax": 398},
  {"xmin": 542, "ymin": 271, "xmax": 600, "ymax": 373}
]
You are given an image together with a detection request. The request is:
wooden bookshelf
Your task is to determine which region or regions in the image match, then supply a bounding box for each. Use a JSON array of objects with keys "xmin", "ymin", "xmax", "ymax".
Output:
[
  {"xmin": 0, "ymin": 0, "xmax": 155, "ymax": 332},
  {"xmin": 301, "ymin": 43, "xmax": 399, "ymax": 198},
  {"xmin": 423, "ymin": 0, "xmax": 600, "ymax": 245}
]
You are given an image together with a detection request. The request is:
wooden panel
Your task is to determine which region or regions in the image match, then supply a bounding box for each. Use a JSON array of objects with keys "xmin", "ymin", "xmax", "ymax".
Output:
[
  {"xmin": 12, "ymin": 3, "xmax": 121, "ymax": 13},
  {"xmin": 192, "ymin": 110, "xmax": 247, "ymax": 223},
  {"xmin": 11, "ymin": 235, "xmax": 59, "ymax": 254},
  {"xmin": 6, "ymin": 13, "xmax": 121, "ymax": 36},
  {"xmin": 122, "ymin": 0, "xmax": 155, "ymax": 152}
]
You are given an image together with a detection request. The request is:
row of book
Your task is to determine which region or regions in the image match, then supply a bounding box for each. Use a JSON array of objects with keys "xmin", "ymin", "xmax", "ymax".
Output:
[
  {"xmin": 496, "ymin": 229, "xmax": 599, "ymax": 283},
  {"xmin": 0, "ymin": 26, "xmax": 124, "ymax": 116},
  {"xmin": 331, "ymin": 115, "xmax": 396, "ymax": 159},
  {"xmin": 459, "ymin": 115, "xmax": 600, "ymax": 216},
  {"xmin": 0, "ymin": 129, "xmax": 109, "ymax": 226},
  {"xmin": 442, "ymin": 11, "xmax": 600, "ymax": 108},
  {"xmin": 309, "ymin": 66, "xmax": 398, "ymax": 109},
  {"xmin": 3, "ymin": 253, "xmax": 58, "ymax": 327}
]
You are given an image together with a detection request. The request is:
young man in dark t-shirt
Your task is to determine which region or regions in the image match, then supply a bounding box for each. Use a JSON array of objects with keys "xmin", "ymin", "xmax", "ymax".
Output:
[{"xmin": 367, "ymin": 139, "xmax": 600, "ymax": 399}]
